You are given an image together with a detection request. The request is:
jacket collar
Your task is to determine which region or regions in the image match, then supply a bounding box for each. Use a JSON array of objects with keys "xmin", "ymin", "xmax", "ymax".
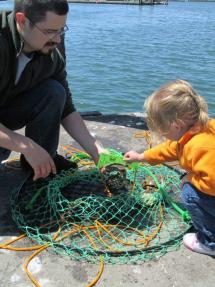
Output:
[
  {"xmin": 7, "ymin": 11, "xmax": 24, "ymax": 57},
  {"xmin": 178, "ymin": 131, "xmax": 193, "ymax": 147},
  {"xmin": 177, "ymin": 122, "xmax": 203, "ymax": 147}
]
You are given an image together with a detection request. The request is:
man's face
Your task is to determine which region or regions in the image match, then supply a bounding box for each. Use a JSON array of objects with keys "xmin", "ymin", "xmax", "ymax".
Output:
[{"xmin": 16, "ymin": 11, "xmax": 67, "ymax": 55}]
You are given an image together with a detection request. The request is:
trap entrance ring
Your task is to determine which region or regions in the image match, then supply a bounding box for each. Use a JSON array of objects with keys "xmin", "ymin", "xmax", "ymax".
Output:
[{"xmin": 11, "ymin": 162, "xmax": 191, "ymax": 264}]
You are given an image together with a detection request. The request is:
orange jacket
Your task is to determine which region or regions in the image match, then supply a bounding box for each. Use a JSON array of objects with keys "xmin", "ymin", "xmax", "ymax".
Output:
[{"xmin": 144, "ymin": 119, "xmax": 215, "ymax": 196}]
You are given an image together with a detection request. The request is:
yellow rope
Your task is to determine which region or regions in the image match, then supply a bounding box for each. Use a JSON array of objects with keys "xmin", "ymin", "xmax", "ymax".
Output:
[
  {"xmin": 62, "ymin": 145, "xmax": 94, "ymax": 166},
  {"xmin": 0, "ymin": 206, "xmax": 163, "ymax": 287},
  {"xmin": 133, "ymin": 130, "xmax": 153, "ymax": 148}
]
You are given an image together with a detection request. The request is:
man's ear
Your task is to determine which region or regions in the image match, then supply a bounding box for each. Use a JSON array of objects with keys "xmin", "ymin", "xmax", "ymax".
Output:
[{"xmin": 15, "ymin": 12, "xmax": 27, "ymax": 29}]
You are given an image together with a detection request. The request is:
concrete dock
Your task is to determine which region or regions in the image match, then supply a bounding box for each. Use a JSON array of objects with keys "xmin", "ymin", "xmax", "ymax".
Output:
[
  {"xmin": 0, "ymin": 113, "xmax": 214, "ymax": 287},
  {"xmin": 67, "ymin": 0, "xmax": 168, "ymax": 5}
]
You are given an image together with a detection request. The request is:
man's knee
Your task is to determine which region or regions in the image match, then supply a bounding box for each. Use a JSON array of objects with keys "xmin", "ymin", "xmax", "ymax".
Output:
[{"xmin": 43, "ymin": 79, "xmax": 67, "ymax": 107}]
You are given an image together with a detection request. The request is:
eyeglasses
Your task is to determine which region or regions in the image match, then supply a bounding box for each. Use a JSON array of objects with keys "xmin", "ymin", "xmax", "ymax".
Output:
[{"xmin": 28, "ymin": 18, "xmax": 69, "ymax": 39}]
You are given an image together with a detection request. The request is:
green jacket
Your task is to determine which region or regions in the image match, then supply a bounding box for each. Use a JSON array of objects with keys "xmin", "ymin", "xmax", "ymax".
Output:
[{"xmin": 0, "ymin": 10, "xmax": 75, "ymax": 118}]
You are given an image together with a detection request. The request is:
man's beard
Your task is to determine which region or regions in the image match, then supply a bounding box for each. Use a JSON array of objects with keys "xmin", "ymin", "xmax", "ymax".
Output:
[{"xmin": 38, "ymin": 42, "xmax": 58, "ymax": 55}]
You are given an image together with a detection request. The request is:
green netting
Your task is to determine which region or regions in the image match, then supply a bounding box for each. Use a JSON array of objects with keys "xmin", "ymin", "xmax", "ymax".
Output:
[{"xmin": 11, "ymin": 148, "xmax": 192, "ymax": 264}]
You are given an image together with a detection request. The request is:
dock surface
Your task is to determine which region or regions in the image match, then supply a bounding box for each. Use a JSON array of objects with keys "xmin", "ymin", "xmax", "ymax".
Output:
[{"xmin": 67, "ymin": 0, "xmax": 168, "ymax": 5}]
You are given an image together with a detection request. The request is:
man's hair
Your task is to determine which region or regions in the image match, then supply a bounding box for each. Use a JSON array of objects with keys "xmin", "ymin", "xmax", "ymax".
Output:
[
  {"xmin": 145, "ymin": 79, "xmax": 209, "ymax": 133},
  {"xmin": 14, "ymin": 0, "xmax": 69, "ymax": 24}
]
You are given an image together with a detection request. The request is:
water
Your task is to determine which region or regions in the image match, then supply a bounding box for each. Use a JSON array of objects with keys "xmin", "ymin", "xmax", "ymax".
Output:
[{"xmin": 1, "ymin": 1, "xmax": 215, "ymax": 116}]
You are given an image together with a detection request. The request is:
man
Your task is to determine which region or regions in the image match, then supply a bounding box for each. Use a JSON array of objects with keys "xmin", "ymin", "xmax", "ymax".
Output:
[{"xmin": 0, "ymin": 0, "xmax": 100, "ymax": 181}]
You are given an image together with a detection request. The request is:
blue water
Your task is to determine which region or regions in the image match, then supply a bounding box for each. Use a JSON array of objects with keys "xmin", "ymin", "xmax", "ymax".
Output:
[{"xmin": 1, "ymin": 1, "xmax": 215, "ymax": 116}]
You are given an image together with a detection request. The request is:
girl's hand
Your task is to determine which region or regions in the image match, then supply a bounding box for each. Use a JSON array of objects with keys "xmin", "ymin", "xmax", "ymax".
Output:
[{"xmin": 124, "ymin": 151, "xmax": 143, "ymax": 162}]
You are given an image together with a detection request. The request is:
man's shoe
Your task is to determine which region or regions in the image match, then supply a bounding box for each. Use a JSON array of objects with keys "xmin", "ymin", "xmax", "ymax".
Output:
[
  {"xmin": 54, "ymin": 153, "xmax": 78, "ymax": 172},
  {"xmin": 20, "ymin": 154, "xmax": 33, "ymax": 173},
  {"xmin": 20, "ymin": 153, "xmax": 78, "ymax": 173},
  {"xmin": 183, "ymin": 233, "xmax": 215, "ymax": 256}
]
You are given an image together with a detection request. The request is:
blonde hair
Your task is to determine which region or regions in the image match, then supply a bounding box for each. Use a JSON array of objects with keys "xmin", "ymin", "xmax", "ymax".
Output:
[{"xmin": 145, "ymin": 80, "xmax": 209, "ymax": 133}]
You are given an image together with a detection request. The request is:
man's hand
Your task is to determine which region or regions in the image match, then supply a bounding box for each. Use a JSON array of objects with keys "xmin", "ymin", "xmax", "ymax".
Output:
[
  {"xmin": 0, "ymin": 124, "xmax": 56, "ymax": 181},
  {"xmin": 61, "ymin": 112, "xmax": 105, "ymax": 165},
  {"xmin": 23, "ymin": 141, "xmax": 56, "ymax": 181},
  {"xmin": 124, "ymin": 151, "xmax": 144, "ymax": 162}
]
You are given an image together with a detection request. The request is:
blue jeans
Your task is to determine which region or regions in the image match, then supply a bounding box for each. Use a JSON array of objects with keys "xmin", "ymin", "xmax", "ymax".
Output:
[
  {"xmin": 181, "ymin": 182, "xmax": 215, "ymax": 250},
  {"xmin": 0, "ymin": 79, "xmax": 67, "ymax": 161}
]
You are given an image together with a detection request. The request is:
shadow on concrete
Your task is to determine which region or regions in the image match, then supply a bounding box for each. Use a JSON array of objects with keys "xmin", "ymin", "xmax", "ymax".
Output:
[
  {"xmin": 0, "ymin": 167, "xmax": 29, "ymax": 236},
  {"xmin": 82, "ymin": 113, "xmax": 148, "ymax": 130}
]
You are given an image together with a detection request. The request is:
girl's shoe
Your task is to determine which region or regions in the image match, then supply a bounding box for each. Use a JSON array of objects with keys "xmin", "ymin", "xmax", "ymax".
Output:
[{"xmin": 183, "ymin": 233, "xmax": 215, "ymax": 256}]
